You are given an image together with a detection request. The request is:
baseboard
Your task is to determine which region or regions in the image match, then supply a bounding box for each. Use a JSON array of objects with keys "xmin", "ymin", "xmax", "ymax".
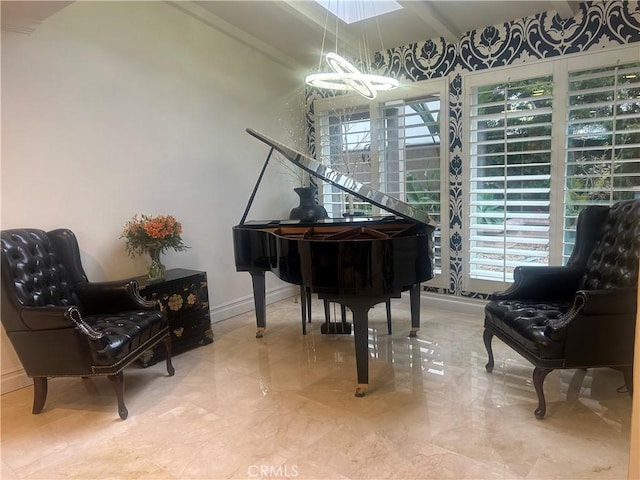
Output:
[
  {"xmin": 1, "ymin": 367, "xmax": 30, "ymax": 395},
  {"xmin": 420, "ymin": 291, "xmax": 485, "ymax": 316},
  {"xmin": 210, "ymin": 284, "xmax": 297, "ymax": 323}
]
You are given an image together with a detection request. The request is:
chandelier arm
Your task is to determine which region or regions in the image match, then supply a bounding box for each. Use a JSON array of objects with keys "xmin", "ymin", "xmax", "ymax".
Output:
[
  {"xmin": 374, "ymin": 12, "xmax": 386, "ymax": 56},
  {"xmin": 360, "ymin": 3, "xmax": 371, "ymax": 73},
  {"xmin": 334, "ymin": 1, "xmax": 339, "ymax": 53},
  {"xmin": 318, "ymin": 2, "xmax": 331, "ymax": 71}
]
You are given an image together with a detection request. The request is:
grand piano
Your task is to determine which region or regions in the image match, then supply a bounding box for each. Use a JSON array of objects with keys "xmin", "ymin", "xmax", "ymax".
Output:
[{"xmin": 233, "ymin": 128, "xmax": 436, "ymax": 397}]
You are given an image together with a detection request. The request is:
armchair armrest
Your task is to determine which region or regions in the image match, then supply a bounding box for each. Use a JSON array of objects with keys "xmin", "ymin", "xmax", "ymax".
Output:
[
  {"xmin": 19, "ymin": 306, "xmax": 108, "ymax": 340},
  {"xmin": 20, "ymin": 306, "xmax": 76, "ymax": 331},
  {"xmin": 544, "ymin": 286, "xmax": 638, "ymax": 341},
  {"xmin": 557, "ymin": 286, "xmax": 638, "ymax": 366},
  {"xmin": 574, "ymin": 287, "xmax": 638, "ymax": 315},
  {"xmin": 491, "ymin": 265, "xmax": 584, "ymax": 301},
  {"xmin": 75, "ymin": 279, "xmax": 157, "ymax": 315}
]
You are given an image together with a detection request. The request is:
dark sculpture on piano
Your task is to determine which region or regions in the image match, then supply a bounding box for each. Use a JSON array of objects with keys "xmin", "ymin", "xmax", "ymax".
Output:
[{"xmin": 232, "ymin": 128, "xmax": 436, "ymax": 397}]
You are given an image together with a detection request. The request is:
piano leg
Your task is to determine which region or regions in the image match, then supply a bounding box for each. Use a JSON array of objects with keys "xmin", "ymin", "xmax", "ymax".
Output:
[
  {"xmin": 300, "ymin": 286, "xmax": 313, "ymax": 335},
  {"xmin": 306, "ymin": 287, "xmax": 312, "ymax": 327},
  {"xmin": 300, "ymin": 286, "xmax": 307, "ymax": 335},
  {"xmin": 319, "ymin": 294, "xmax": 396, "ymax": 396},
  {"xmin": 351, "ymin": 304, "xmax": 370, "ymax": 397},
  {"xmin": 409, "ymin": 283, "xmax": 421, "ymax": 337},
  {"xmin": 322, "ymin": 295, "xmax": 391, "ymax": 397},
  {"xmin": 323, "ymin": 298, "xmax": 330, "ymax": 323},
  {"xmin": 385, "ymin": 300, "xmax": 392, "ymax": 335},
  {"xmin": 250, "ymin": 271, "xmax": 266, "ymax": 338}
]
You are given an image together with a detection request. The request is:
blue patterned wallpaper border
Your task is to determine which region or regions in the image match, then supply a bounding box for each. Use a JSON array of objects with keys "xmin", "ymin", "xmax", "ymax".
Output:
[
  {"xmin": 380, "ymin": 0, "xmax": 639, "ymax": 80},
  {"xmin": 306, "ymin": 0, "xmax": 640, "ymax": 299}
]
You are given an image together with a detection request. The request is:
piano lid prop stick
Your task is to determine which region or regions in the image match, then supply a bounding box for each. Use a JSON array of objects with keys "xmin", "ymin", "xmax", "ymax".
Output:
[{"xmin": 239, "ymin": 147, "xmax": 274, "ymax": 225}]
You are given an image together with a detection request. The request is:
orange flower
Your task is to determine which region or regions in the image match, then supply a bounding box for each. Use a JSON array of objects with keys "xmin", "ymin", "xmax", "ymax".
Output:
[{"xmin": 121, "ymin": 214, "xmax": 189, "ymax": 258}]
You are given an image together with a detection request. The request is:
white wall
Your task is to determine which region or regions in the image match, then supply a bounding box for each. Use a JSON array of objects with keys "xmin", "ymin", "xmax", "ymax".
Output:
[{"xmin": 1, "ymin": 1, "xmax": 305, "ymax": 392}]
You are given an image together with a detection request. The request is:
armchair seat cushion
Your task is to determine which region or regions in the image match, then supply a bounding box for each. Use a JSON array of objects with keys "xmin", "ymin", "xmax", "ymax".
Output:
[
  {"xmin": 86, "ymin": 310, "xmax": 167, "ymax": 365},
  {"xmin": 485, "ymin": 299, "xmax": 571, "ymax": 359}
]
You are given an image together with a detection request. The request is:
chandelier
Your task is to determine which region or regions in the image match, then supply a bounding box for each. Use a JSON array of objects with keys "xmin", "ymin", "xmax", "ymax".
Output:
[{"xmin": 304, "ymin": 1, "xmax": 399, "ymax": 100}]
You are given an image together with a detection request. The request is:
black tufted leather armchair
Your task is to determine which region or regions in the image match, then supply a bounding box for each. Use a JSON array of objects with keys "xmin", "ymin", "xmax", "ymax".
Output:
[
  {"xmin": 1, "ymin": 228, "xmax": 175, "ymax": 419},
  {"xmin": 483, "ymin": 200, "xmax": 639, "ymax": 419}
]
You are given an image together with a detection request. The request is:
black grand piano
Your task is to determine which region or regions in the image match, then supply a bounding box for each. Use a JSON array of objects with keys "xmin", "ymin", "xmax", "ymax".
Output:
[{"xmin": 233, "ymin": 128, "xmax": 436, "ymax": 397}]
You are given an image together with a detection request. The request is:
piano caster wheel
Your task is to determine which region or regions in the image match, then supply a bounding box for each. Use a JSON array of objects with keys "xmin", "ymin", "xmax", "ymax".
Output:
[
  {"xmin": 256, "ymin": 327, "xmax": 265, "ymax": 338},
  {"xmin": 355, "ymin": 384, "xmax": 368, "ymax": 397},
  {"xmin": 409, "ymin": 328, "xmax": 419, "ymax": 337}
]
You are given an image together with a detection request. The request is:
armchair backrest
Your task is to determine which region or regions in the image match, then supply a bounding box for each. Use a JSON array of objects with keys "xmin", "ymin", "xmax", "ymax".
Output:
[
  {"xmin": 1, "ymin": 229, "xmax": 84, "ymax": 331},
  {"xmin": 565, "ymin": 205, "xmax": 609, "ymax": 269},
  {"xmin": 578, "ymin": 200, "xmax": 640, "ymax": 291}
]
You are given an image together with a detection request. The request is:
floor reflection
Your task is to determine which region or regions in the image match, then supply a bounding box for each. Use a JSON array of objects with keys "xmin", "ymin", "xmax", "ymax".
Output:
[{"xmin": 0, "ymin": 295, "xmax": 632, "ymax": 480}]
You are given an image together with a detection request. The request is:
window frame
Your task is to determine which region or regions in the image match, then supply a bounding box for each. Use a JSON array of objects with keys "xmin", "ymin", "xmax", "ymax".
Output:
[
  {"xmin": 313, "ymin": 78, "xmax": 449, "ymax": 288},
  {"xmin": 463, "ymin": 46, "xmax": 640, "ymax": 294}
]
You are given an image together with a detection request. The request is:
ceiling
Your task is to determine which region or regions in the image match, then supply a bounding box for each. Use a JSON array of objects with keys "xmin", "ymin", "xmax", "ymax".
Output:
[
  {"xmin": 2, "ymin": 0, "xmax": 582, "ymax": 70},
  {"xmin": 1, "ymin": 1, "xmax": 73, "ymax": 34},
  {"xmin": 189, "ymin": 0, "xmax": 582, "ymax": 70}
]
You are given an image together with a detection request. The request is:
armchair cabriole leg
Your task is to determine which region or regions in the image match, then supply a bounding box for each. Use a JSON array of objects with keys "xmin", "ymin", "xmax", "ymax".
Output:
[
  {"xmin": 533, "ymin": 367, "xmax": 552, "ymax": 419},
  {"xmin": 32, "ymin": 377, "xmax": 48, "ymax": 414},
  {"xmin": 164, "ymin": 336, "xmax": 175, "ymax": 376},
  {"xmin": 622, "ymin": 366, "xmax": 633, "ymax": 396},
  {"xmin": 483, "ymin": 329, "xmax": 494, "ymax": 372},
  {"xmin": 567, "ymin": 369, "xmax": 587, "ymax": 402},
  {"xmin": 108, "ymin": 372, "xmax": 128, "ymax": 420}
]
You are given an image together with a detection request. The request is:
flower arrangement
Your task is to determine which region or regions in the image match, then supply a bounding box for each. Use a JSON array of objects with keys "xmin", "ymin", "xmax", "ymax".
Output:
[{"xmin": 121, "ymin": 214, "xmax": 189, "ymax": 258}]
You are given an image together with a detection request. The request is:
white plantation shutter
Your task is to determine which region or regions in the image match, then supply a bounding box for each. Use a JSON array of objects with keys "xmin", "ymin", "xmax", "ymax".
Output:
[
  {"xmin": 378, "ymin": 95, "xmax": 443, "ymax": 272},
  {"xmin": 316, "ymin": 107, "xmax": 373, "ymax": 216},
  {"xmin": 465, "ymin": 51, "xmax": 639, "ymax": 293},
  {"xmin": 468, "ymin": 75, "xmax": 553, "ymax": 282},
  {"xmin": 563, "ymin": 61, "xmax": 640, "ymax": 262}
]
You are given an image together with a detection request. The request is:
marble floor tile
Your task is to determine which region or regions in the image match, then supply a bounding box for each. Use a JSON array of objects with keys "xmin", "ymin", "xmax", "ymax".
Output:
[{"xmin": 1, "ymin": 296, "xmax": 633, "ymax": 479}]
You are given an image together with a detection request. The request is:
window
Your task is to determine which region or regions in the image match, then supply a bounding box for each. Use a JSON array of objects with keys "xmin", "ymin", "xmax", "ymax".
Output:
[
  {"xmin": 563, "ymin": 60, "xmax": 640, "ymax": 262},
  {"xmin": 468, "ymin": 74, "xmax": 553, "ymax": 283},
  {"xmin": 314, "ymin": 80, "xmax": 447, "ymax": 284},
  {"xmin": 316, "ymin": 106, "xmax": 373, "ymax": 216},
  {"xmin": 466, "ymin": 49, "xmax": 640, "ymax": 293}
]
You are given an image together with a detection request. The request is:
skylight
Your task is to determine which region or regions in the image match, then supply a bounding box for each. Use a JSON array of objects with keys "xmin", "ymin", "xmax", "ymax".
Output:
[{"xmin": 314, "ymin": 0, "xmax": 403, "ymax": 24}]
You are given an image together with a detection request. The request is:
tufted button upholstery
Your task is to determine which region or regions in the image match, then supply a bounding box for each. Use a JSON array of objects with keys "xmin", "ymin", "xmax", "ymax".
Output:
[
  {"xmin": 580, "ymin": 200, "xmax": 640, "ymax": 290},
  {"xmin": 1, "ymin": 229, "xmax": 81, "ymax": 308},
  {"xmin": 485, "ymin": 299, "xmax": 571, "ymax": 358},
  {"xmin": 0, "ymin": 228, "xmax": 175, "ymax": 419},
  {"xmin": 86, "ymin": 310, "xmax": 165, "ymax": 365}
]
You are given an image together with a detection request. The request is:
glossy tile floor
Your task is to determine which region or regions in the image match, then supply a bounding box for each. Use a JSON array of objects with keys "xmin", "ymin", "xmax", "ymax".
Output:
[{"xmin": 1, "ymin": 296, "xmax": 633, "ymax": 479}]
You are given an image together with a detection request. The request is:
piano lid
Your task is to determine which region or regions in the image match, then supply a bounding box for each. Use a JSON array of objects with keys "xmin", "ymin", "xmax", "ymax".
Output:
[{"xmin": 246, "ymin": 128, "xmax": 437, "ymax": 227}]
